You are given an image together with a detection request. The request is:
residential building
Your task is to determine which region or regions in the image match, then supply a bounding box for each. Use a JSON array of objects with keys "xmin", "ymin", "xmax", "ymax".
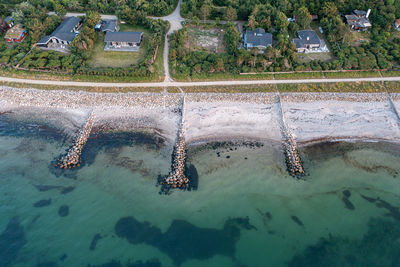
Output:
[
  {"xmin": 95, "ymin": 19, "xmax": 119, "ymax": 33},
  {"xmin": 292, "ymin": 30, "xmax": 328, "ymax": 53},
  {"xmin": 345, "ymin": 9, "xmax": 372, "ymax": 31},
  {"xmin": 4, "ymin": 24, "xmax": 28, "ymax": 43},
  {"xmin": 244, "ymin": 28, "xmax": 272, "ymax": 53},
  {"xmin": 36, "ymin": 17, "xmax": 81, "ymax": 52},
  {"xmin": 104, "ymin": 31, "xmax": 143, "ymax": 52}
]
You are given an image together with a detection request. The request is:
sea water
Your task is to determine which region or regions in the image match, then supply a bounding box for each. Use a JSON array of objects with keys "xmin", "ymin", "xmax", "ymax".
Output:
[{"xmin": 1, "ymin": 115, "xmax": 400, "ymax": 267}]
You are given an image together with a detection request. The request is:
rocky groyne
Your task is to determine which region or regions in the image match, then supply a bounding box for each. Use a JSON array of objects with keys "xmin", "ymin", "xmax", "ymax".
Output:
[
  {"xmin": 56, "ymin": 111, "xmax": 95, "ymax": 169},
  {"xmin": 388, "ymin": 93, "xmax": 400, "ymax": 123},
  {"xmin": 278, "ymin": 95, "xmax": 305, "ymax": 178},
  {"xmin": 159, "ymin": 98, "xmax": 191, "ymax": 194}
]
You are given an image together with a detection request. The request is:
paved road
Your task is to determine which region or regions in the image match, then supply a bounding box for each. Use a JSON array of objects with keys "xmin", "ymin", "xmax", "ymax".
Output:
[
  {"xmin": 2, "ymin": 76, "xmax": 400, "ymax": 88},
  {"xmin": 152, "ymin": 0, "xmax": 184, "ymax": 82}
]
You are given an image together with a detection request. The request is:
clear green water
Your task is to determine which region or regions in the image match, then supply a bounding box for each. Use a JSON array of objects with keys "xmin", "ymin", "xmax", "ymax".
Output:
[{"xmin": 1, "ymin": 117, "xmax": 400, "ymax": 267}]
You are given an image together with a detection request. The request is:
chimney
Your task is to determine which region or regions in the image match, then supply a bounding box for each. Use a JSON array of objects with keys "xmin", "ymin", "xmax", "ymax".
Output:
[
  {"xmin": 366, "ymin": 9, "xmax": 371, "ymax": 18},
  {"xmin": 307, "ymin": 37, "xmax": 310, "ymax": 41}
]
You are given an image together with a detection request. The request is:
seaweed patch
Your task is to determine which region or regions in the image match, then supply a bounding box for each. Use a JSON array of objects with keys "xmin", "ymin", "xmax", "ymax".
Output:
[
  {"xmin": 89, "ymin": 234, "xmax": 103, "ymax": 251},
  {"xmin": 0, "ymin": 217, "xmax": 27, "ymax": 267},
  {"xmin": 58, "ymin": 205, "xmax": 69, "ymax": 217},
  {"xmin": 33, "ymin": 198, "xmax": 52, "ymax": 208},
  {"xmin": 115, "ymin": 216, "xmax": 256, "ymax": 265},
  {"xmin": 291, "ymin": 216, "xmax": 304, "ymax": 227},
  {"xmin": 288, "ymin": 217, "xmax": 400, "ymax": 266}
]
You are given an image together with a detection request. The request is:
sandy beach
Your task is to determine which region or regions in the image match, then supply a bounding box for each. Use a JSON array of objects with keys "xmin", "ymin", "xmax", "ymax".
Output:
[{"xmin": 1, "ymin": 87, "xmax": 400, "ymax": 146}]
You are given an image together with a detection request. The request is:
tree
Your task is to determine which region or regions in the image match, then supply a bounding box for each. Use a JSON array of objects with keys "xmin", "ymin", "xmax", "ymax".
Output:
[
  {"xmin": 321, "ymin": 2, "xmax": 338, "ymax": 19},
  {"xmin": 200, "ymin": 4, "xmax": 210, "ymax": 22},
  {"xmin": 0, "ymin": 19, "xmax": 7, "ymax": 34},
  {"xmin": 224, "ymin": 6, "xmax": 237, "ymax": 21},
  {"xmin": 294, "ymin": 6, "xmax": 312, "ymax": 29},
  {"xmin": 274, "ymin": 11, "xmax": 289, "ymax": 33}
]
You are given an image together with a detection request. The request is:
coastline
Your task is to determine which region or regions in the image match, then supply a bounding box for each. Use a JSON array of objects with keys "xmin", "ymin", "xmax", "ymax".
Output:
[{"xmin": 1, "ymin": 86, "xmax": 400, "ymax": 146}]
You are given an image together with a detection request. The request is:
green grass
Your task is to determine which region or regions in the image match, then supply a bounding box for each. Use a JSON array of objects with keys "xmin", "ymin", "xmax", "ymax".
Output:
[
  {"xmin": 380, "ymin": 71, "xmax": 400, "ymax": 77},
  {"xmin": 87, "ymin": 25, "xmax": 149, "ymax": 68},
  {"xmin": 323, "ymin": 71, "xmax": 380, "ymax": 78},
  {"xmin": 181, "ymin": 84, "xmax": 278, "ymax": 93},
  {"xmin": 277, "ymin": 82, "xmax": 387, "ymax": 93},
  {"xmin": 384, "ymin": 81, "xmax": 400, "ymax": 92},
  {"xmin": 0, "ymin": 81, "xmax": 164, "ymax": 93},
  {"xmin": 274, "ymin": 72, "xmax": 324, "ymax": 80},
  {"xmin": 173, "ymin": 72, "xmax": 274, "ymax": 82}
]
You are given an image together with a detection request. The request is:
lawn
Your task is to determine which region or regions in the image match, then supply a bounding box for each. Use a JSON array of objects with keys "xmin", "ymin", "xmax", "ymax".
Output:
[{"xmin": 87, "ymin": 24, "xmax": 149, "ymax": 68}]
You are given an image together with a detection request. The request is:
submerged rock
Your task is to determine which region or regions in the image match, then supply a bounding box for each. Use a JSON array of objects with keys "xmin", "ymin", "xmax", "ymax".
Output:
[
  {"xmin": 58, "ymin": 205, "xmax": 69, "ymax": 217},
  {"xmin": 342, "ymin": 190, "xmax": 351, "ymax": 198},
  {"xmin": 0, "ymin": 217, "xmax": 27, "ymax": 267}
]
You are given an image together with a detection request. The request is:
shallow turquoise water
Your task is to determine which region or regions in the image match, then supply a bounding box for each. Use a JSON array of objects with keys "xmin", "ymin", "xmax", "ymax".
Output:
[{"xmin": 1, "ymin": 116, "xmax": 400, "ymax": 267}]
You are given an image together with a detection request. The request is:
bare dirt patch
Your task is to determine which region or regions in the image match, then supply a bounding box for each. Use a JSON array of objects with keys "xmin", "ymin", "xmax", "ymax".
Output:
[{"xmin": 185, "ymin": 25, "xmax": 225, "ymax": 53}]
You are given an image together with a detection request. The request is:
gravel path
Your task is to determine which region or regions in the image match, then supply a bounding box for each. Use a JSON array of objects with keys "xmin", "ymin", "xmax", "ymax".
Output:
[{"xmin": 2, "ymin": 76, "xmax": 400, "ymax": 88}]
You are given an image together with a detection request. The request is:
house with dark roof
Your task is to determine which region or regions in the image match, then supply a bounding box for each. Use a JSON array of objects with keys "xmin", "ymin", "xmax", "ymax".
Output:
[
  {"xmin": 104, "ymin": 31, "xmax": 143, "ymax": 52},
  {"xmin": 95, "ymin": 19, "xmax": 119, "ymax": 33},
  {"xmin": 4, "ymin": 24, "xmax": 28, "ymax": 43},
  {"xmin": 345, "ymin": 9, "xmax": 371, "ymax": 31},
  {"xmin": 36, "ymin": 17, "xmax": 81, "ymax": 51},
  {"xmin": 292, "ymin": 30, "xmax": 328, "ymax": 53},
  {"xmin": 244, "ymin": 28, "xmax": 272, "ymax": 53}
]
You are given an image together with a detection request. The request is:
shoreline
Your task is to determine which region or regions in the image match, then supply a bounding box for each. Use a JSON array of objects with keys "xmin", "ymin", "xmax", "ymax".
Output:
[{"xmin": 1, "ymin": 86, "xmax": 400, "ymax": 145}]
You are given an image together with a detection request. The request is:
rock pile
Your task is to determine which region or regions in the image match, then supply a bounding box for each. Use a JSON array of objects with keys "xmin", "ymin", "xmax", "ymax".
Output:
[
  {"xmin": 283, "ymin": 132, "xmax": 305, "ymax": 177},
  {"xmin": 56, "ymin": 111, "xmax": 95, "ymax": 169},
  {"xmin": 159, "ymin": 99, "xmax": 190, "ymax": 194}
]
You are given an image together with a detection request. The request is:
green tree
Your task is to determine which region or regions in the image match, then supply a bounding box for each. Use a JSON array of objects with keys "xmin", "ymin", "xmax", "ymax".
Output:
[
  {"xmin": 224, "ymin": 6, "xmax": 237, "ymax": 21},
  {"xmin": 294, "ymin": 6, "xmax": 312, "ymax": 29}
]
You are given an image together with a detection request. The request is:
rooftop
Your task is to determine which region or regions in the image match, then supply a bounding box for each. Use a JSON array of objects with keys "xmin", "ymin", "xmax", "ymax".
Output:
[
  {"xmin": 245, "ymin": 28, "xmax": 273, "ymax": 47},
  {"xmin": 5, "ymin": 24, "xmax": 26, "ymax": 39},
  {"xmin": 102, "ymin": 19, "xmax": 118, "ymax": 32},
  {"xmin": 37, "ymin": 16, "xmax": 81, "ymax": 44},
  {"xmin": 104, "ymin": 32, "xmax": 143, "ymax": 43}
]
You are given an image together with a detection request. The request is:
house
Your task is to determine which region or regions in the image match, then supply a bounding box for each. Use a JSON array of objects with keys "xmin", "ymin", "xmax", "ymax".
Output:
[
  {"xmin": 104, "ymin": 31, "xmax": 143, "ymax": 52},
  {"xmin": 4, "ymin": 16, "xmax": 14, "ymax": 28},
  {"xmin": 95, "ymin": 19, "xmax": 119, "ymax": 33},
  {"xmin": 4, "ymin": 24, "xmax": 28, "ymax": 43},
  {"xmin": 244, "ymin": 28, "xmax": 272, "ymax": 53},
  {"xmin": 394, "ymin": 19, "xmax": 400, "ymax": 31},
  {"xmin": 292, "ymin": 30, "xmax": 328, "ymax": 53},
  {"xmin": 36, "ymin": 17, "xmax": 81, "ymax": 51},
  {"xmin": 345, "ymin": 9, "xmax": 371, "ymax": 31}
]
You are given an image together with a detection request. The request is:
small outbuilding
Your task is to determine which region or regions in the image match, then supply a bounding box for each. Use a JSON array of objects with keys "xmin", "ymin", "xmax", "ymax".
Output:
[
  {"xmin": 104, "ymin": 31, "xmax": 143, "ymax": 52},
  {"xmin": 4, "ymin": 24, "xmax": 28, "ymax": 43},
  {"xmin": 95, "ymin": 19, "xmax": 119, "ymax": 33},
  {"xmin": 394, "ymin": 19, "xmax": 400, "ymax": 31},
  {"xmin": 4, "ymin": 16, "xmax": 14, "ymax": 28}
]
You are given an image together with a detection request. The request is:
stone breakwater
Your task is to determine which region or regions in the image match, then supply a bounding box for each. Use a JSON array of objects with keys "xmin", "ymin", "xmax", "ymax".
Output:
[
  {"xmin": 159, "ymin": 98, "xmax": 191, "ymax": 194},
  {"xmin": 56, "ymin": 111, "xmax": 95, "ymax": 169},
  {"xmin": 278, "ymin": 95, "xmax": 305, "ymax": 177}
]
